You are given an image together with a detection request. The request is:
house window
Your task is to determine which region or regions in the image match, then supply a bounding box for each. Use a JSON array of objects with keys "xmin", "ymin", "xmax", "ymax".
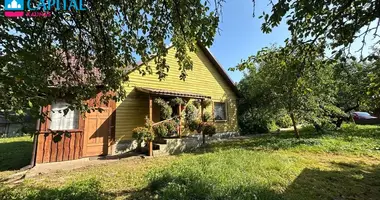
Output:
[
  {"xmin": 49, "ymin": 101, "xmax": 79, "ymax": 130},
  {"xmin": 214, "ymin": 102, "xmax": 227, "ymax": 121}
]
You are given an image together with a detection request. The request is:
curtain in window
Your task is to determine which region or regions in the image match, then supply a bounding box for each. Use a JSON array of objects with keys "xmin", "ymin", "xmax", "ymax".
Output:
[
  {"xmin": 214, "ymin": 102, "xmax": 226, "ymax": 120},
  {"xmin": 50, "ymin": 101, "xmax": 79, "ymax": 130}
]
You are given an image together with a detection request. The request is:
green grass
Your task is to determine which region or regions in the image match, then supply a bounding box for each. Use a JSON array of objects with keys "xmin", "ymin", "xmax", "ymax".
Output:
[
  {"xmin": 0, "ymin": 136, "xmax": 34, "ymax": 172},
  {"xmin": 1, "ymin": 124, "xmax": 380, "ymax": 199}
]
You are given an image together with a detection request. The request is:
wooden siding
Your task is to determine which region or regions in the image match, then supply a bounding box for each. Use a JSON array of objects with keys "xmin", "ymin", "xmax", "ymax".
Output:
[
  {"xmin": 35, "ymin": 131, "xmax": 84, "ymax": 163},
  {"xmin": 115, "ymin": 45, "xmax": 238, "ymax": 141},
  {"xmin": 35, "ymin": 92, "xmax": 116, "ymax": 163}
]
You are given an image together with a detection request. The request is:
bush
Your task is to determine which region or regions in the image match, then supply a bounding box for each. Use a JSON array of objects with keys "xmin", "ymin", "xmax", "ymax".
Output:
[
  {"xmin": 132, "ymin": 126, "xmax": 155, "ymax": 143},
  {"xmin": 164, "ymin": 120, "xmax": 177, "ymax": 135},
  {"xmin": 202, "ymin": 122, "xmax": 216, "ymax": 136},
  {"xmin": 132, "ymin": 127, "xmax": 149, "ymax": 143},
  {"xmin": 276, "ymin": 114, "xmax": 293, "ymax": 128},
  {"xmin": 202, "ymin": 111, "xmax": 212, "ymax": 122},
  {"xmin": 188, "ymin": 120, "xmax": 201, "ymax": 132},
  {"xmin": 170, "ymin": 97, "xmax": 185, "ymax": 107},
  {"xmin": 185, "ymin": 104, "xmax": 198, "ymax": 122},
  {"xmin": 154, "ymin": 98, "xmax": 173, "ymax": 119},
  {"xmin": 153, "ymin": 123, "xmax": 168, "ymax": 138}
]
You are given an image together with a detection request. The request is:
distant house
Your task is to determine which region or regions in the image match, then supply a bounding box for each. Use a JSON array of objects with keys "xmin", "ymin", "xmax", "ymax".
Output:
[{"xmin": 34, "ymin": 43, "xmax": 240, "ymax": 164}]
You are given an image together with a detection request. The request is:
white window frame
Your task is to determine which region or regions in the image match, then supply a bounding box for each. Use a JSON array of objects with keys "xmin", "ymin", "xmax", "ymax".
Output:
[
  {"xmin": 214, "ymin": 101, "xmax": 227, "ymax": 122},
  {"xmin": 49, "ymin": 101, "xmax": 79, "ymax": 130}
]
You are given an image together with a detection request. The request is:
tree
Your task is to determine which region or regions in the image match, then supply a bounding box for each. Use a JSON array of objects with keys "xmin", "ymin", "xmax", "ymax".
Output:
[
  {"xmin": 0, "ymin": 1, "xmax": 222, "ymax": 127},
  {"xmin": 332, "ymin": 60, "xmax": 372, "ymax": 127},
  {"xmin": 259, "ymin": 0, "xmax": 380, "ymax": 59},
  {"xmin": 235, "ymin": 44, "xmax": 339, "ymax": 138}
]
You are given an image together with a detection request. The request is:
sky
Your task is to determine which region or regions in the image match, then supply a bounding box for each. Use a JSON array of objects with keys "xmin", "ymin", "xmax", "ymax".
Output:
[
  {"xmin": 208, "ymin": 1, "xmax": 377, "ymax": 83},
  {"xmin": 208, "ymin": 1, "xmax": 290, "ymax": 83}
]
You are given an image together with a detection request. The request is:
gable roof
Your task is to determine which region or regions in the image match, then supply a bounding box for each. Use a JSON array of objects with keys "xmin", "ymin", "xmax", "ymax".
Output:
[
  {"xmin": 196, "ymin": 42, "xmax": 240, "ymax": 97},
  {"xmin": 128, "ymin": 42, "xmax": 240, "ymax": 97}
]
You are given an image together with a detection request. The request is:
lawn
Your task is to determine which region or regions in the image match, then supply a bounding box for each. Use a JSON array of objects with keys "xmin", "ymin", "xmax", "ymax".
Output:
[
  {"xmin": 1, "ymin": 124, "xmax": 380, "ymax": 200},
  {"xmin": 0, "ymin": 136, "xmax": 34, "ymax": 172}
]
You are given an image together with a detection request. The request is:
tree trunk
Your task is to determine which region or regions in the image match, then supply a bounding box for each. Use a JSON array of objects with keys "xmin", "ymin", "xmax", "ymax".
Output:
[
  {"xmin": 336, "ymin": 118, "xmax": 343, "ymax": 128},
  {"xmin": 202, "ymin": 132, "xmax": 205, "ymax": 144},
  {"xmin": 290, "ymin": 113, "xmax": 300, "ymax": 139}
]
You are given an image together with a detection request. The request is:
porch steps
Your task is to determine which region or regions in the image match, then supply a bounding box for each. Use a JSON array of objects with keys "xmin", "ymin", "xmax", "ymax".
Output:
[{"xmin": 152, "ymin": 143, "xmax": 169, "ymax": 156}]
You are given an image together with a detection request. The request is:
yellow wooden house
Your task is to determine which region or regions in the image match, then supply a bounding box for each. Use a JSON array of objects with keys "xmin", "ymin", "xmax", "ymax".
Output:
[{"xmin": 35, "ymin": 43, "xmax": 239, "ymax": 163}]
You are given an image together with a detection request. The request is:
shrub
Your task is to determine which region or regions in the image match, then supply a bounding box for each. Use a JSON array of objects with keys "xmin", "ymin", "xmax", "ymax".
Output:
[
  {"xmin": 132, "ymin": 127, "xmax": 149, "ymax": 144},
  {"xmin": 154, "ymin": 98, "xmax": 173, "ymax": 119},
  {"xmin": 170, "ymin": 97, "xmax": 185, "ymax": 106},
  {"xmin": 165, "ymin": 120, "xmax": 177, "ymax": 134},
  {"xmin": 132, "ymin": 126, "xmax": 155, "ymax": 144},
  {"xmin": 192, "ymin": 100, "xmax": 201, "ymax": 109},
  {"xmin": 188, "ymin": 119, "xmax": 201, "ymax": 132},
  {"xmin": 202, "ymin": 111, "xmax": 212, "ymax": 122},
  {"xmin": 185, "ymin": 104, "xmax": 198, "ymax": 122},
  {"xmin": 153, "ymin": 123, "xmax": 168, "ymax": 138},
  {"xmin": 202, "ymin": 122, "xmax": 216, "ymax": 136},
  {"xmin": 276, "ymin": 114, "xmax": 293, "ymax": 128},
  {"xmin": 201, "ymin": 99, "xmax": 212, "ymax": 108}
]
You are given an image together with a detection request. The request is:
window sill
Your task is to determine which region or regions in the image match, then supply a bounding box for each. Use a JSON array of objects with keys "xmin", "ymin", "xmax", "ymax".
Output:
[{"xmin": 214, "ymin": 120, "xmax": 227, "ymax": 123}]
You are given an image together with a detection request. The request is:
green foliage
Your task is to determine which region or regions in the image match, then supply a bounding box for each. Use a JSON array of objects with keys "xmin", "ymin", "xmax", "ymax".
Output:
[
  {"xmin": 185, "ymin": 104, "xmax": 198, "ymax": 122},
  {"xmin": 153, "ymin": 123, "xmax": 169, "ymax": 138},
  {"xmin": 258, "ymin": 0, "xmax": 379, "ymax": 59},
  {"xmin": 132, "ymin": 126, "xmax": 155, "ymax": 143},
  {"xmin": 276, "ymin": 114, "xmax": 293, "ymax": 128},
  {"xmin": 201, "ymin": 99, "xmax": 212, "ymax": 108},
  {"xmin": 187, "ymin": 120, "xmax": 201, "ymax": 132},
  {"xmin": 132, "ymin": 127, "xmax": 149, "ymax": 143},
  {"xmin": 154, "ymin": 98, "xmax": 173, "ymax": 120},
  {"xmin": 0, "ymin": 1, "xmax": 221, "ymax": 132},
  {"xmin": 202, "ymin": 122, "xmax": 216, "ymax": 136},
  {"xmin": 170, "ymin": 97, "xmax": 185, "ymax": 107},
  {"xmin": 202, "ymin": 111, "xmax": 212, "ymax": 122},
  {"xmin": 164, "ymin": 121, "xmax": 177, "ymax": 135},
  {"xmin": 236, "ymin": 45, "xmax": 339, "ymax": 137},
  {"xmin": 192, "ymin": 100, "xmax": 201, "ymax": 109}
]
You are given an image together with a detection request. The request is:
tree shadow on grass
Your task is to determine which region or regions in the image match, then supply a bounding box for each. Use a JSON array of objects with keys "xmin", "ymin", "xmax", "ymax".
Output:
[
  {"xmin": 284, "ymin": 162, "xmax": 380, "ymax": 200},
  {"xmin": 0, "ymin": 141, "xmax": 33, "ymax": 171},
  {"xmin": 137, "ymin": 171, "xmax": 283, "ymax": 200}
]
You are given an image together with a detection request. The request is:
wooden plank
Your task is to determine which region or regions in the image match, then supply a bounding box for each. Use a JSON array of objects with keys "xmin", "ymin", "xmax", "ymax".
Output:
[
  {"xmin": 63, "ymin": 134, "xmax": 70, "ymax": 161},
  {"xmin": 148, "ymin": 95, "xmax": 153, "ymax": 156},
  {"xmin": 69, "ymin": 132, "xmax": 76, "ymax": 160},
  {"xmin": 79, "ymin": 131, "xmax": 83, "ymax": 158},
  {"xmin": 42, "ymin": 134, "xmax": 51, "ymax": 163},
  {"xmin": 35, "ymin": 134, "xmax": 45, "ymax": 164},
  {"xmin": 149, "ymin": 95, "xmax": 153, "ymax": 121},
  {"xmin": 56, "ymin": 135, "xmax": 64, "ymax": 162},
  {"xmin": 74, "ymin": 132, "xmax": 80, "ymax": 159},
  {"xmin": 50, "ymin": 135, "xmax": 58, "ymax": 162},
  {"xmin": 178, "ymin": 104, "xmax": 182, "ymax": 137}
]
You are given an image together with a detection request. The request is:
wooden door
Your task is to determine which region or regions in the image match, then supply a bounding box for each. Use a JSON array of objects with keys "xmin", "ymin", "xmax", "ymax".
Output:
[{"xmin": 83, "ymin": 108, "xmax": 112, "ymax": 157}]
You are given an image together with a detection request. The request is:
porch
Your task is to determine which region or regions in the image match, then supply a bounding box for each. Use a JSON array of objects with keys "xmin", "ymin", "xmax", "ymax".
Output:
[{"xmin": 134, "ymin": 87, "xmax": 213, "ymax": 156}]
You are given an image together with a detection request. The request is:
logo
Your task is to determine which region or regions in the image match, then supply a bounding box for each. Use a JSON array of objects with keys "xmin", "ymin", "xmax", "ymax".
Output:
[
  {"xmin": 4, "ymin": 0, "xmax": 24, "ymax": 17},
  {"xmin": 3, "ymin": 0, "xmax": 87, "ymax": 18}
]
